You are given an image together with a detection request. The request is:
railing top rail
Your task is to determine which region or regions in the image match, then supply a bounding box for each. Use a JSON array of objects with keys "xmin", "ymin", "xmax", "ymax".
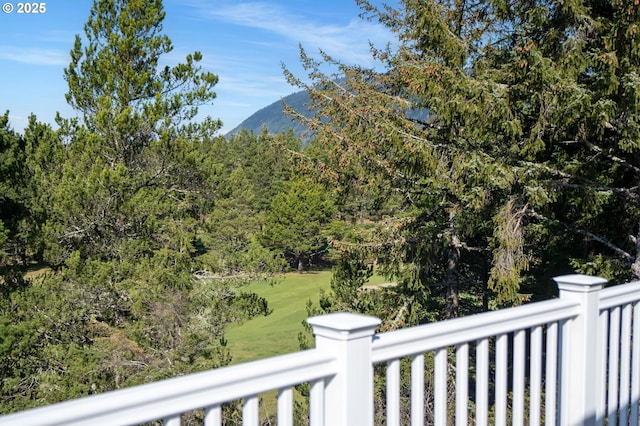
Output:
[
  {"xmin": 0, "ymin": 349, "xmax": 337, "ymax": 426},
  {"xmin": 372, "ymin": 298, "xmax": 578, "ymax": 363},
  {"xmin": 599, "ymin": 279, "xmax": 640, "ymax": 310}
]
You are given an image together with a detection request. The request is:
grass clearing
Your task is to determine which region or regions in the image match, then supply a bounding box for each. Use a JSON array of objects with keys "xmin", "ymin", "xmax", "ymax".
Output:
[
  {"xmin": 224, "ymin": 268, "xmax": 387, "ymax": 420},
  {"xmin": 225, "ymin": 269, "xmax": 387, "ymax": 364}
]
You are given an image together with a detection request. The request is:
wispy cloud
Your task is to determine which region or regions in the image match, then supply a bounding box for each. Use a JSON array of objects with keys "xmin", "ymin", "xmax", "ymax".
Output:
[
  {"xmin": 199, "ymin": 2, "xmax": 393, "ymax": 67},
  {"xmin": 0, "ymin": 46, "xmax": 68, "ymax": 66},
  {"xmin": 34, "ymin": 30, "xmax": 78, "ymax": 44},
  {"xmin": 7, "ymin": 113, "xmax": 28, "ymax": 129},
  {"xmin": 217, "ymin": 72, "xmax": 289, "ymax": 98},
  {"xmin": 163, "ymin": 48, "xmax": 291, "ymax": 99}
]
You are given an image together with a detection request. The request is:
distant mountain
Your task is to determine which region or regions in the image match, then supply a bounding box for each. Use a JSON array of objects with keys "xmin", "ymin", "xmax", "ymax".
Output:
[
  {"xmin": 227, "ymin": 90, "xmax": 313, "ymax": 140},
  {"xmin": 227, "ymin": 85, "xmax": 430, "ymax": 141}
]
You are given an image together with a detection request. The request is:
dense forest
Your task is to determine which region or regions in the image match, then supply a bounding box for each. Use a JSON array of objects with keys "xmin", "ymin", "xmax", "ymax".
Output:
[{"xmin": 2, "ymin": 0, "xmax": 640, "ymax": 418}]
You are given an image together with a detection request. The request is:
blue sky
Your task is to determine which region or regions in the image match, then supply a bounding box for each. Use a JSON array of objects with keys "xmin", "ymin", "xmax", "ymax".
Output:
[{"xmin": 0, "ymin": 0, "xmax": 395, "ymax": 134}]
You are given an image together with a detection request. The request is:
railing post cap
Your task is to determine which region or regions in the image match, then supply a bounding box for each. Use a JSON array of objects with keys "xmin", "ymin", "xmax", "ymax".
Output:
[
  {"xmin": 307, "ymin": 312, "xmax": 381, "ymax": 340},
  {"xmin": 553, "ymin": 274, "xmax": 607, "ymax": 292}
]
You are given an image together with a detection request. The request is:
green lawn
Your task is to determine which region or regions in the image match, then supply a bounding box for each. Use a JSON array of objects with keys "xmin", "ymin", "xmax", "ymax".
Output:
[{"xmin": 225, "ymin": 269, "xmax": 387, "ymax": 364}]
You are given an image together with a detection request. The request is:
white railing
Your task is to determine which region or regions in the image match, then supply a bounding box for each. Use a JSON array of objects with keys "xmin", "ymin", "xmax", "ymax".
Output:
[
  {"xmin": 0, "ymin": 274, "xmax": 639, "ymax": 425},
  {"xmin": 371, "ymin": 293, "xmax": 579, "ymax": 425},
  {"xmin": 0, "ymin": 349, "xmax": 337, "ymax": 426},
  {"xmin": 599, "ymin": 279, "xmax": 640, "ymax": 426}
]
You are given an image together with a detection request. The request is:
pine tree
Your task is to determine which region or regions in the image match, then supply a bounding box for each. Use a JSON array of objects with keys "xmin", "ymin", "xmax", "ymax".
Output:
[
  {"xmin": 49, "ymin": 0, "xmax": 222, "ymax": 263},
  {"xmin": 0, "ymin": 111, "xmax": 25, "ymax": 264},
  {"xmin": 64, "ymin": 0, "xmax": 219, "ymax": 166},
  {"xmin": 260, "ymin": 178, "xmax": 335, "ymax": 272}
]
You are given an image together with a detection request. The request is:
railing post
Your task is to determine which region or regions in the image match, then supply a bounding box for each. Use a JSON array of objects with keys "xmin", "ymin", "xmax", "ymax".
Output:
[
  {"xmin": 307, "ymin": 312, "xmax": 381, "ymax": 426},
  {"xmin": 555, "ymin": 274, "xmax": 607, "ymax": 426}
]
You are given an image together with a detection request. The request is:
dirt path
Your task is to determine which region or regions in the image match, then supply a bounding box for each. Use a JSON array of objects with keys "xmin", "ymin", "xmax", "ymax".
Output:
[{"xmin": 360, "ymin": 282, "xmax": 397, "ymax": 291}]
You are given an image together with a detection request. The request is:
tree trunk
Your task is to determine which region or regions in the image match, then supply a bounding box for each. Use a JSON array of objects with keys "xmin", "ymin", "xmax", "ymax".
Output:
[
  {"xmin": 446, "ymin": 235, "xmax": 460, "ymax": 318},
  {"xmin": 298, "ymin": 258, "xmax": 304, "ymax": 273},
  {"xmin": 633, "ymin": 219, "xmax": 640, "ymax": 279}
]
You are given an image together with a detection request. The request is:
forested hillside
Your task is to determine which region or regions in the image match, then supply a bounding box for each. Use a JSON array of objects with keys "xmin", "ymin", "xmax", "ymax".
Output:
[{"xmin": 2, "ymin": 0, "xmax": 640, "ymax": 419}]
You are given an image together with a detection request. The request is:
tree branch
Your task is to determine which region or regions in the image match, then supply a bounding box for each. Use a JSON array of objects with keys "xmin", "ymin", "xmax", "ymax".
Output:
[
  {"xmin": 528, "ymin": 208, "xmax": 633, "ymax": 261},
  {"xmin": 583, "ymin": 140, "xmax": 640, "ymax": 175}
]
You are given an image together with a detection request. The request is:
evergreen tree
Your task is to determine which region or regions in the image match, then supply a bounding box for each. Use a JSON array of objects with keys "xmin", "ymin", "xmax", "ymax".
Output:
[
  {"xmin": 0, "ymin": 112, "xmax": 27, "ymax": 263},
  {"xmin": 64, "ymin": 0, "xmax": 219, "ymax": 167},
  {"xmin": 21, "ymin": 115, "xmax": 65, "ymax": 262},
  {"xmin": 287, "ymin": 0, "xmax": 640, "ymax": 322},
  {"xmin": 260, "ymin": 178, "xmax": 335, "ymax": 272},
  {"xmin": 50, "ymin": 0, "xmax": 221, "ymax": 263}
]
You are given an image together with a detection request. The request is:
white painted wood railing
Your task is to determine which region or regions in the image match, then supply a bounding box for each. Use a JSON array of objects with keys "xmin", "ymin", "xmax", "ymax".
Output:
[
  {"xmin": 598, "ymin": 278, "xmax": 640, "ymax": 426},
  {"xmin": 0, "ymin": 274, "xmax": 639, "ymax": 425},
  {"xmin": 371, "ymin": 293, "xmax": 578, "ymax": 425}
]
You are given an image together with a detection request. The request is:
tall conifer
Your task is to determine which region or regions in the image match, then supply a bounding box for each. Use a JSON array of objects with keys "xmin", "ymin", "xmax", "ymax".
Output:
[{"xmin": 289, "ymin": 0, "xmax": 640, "ymax": 320}]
